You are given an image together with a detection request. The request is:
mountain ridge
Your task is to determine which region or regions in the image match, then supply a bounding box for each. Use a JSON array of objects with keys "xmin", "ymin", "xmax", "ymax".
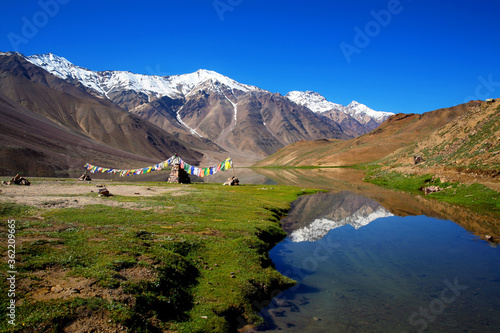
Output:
[
  {"xmin": 19, "ymin": 52, "xmax": 362, "ymax": 163},
  {"xmin": 285, "ymin": 90, "xmax": 394, "ymax": 122},
  {"xmin": 286, "ymin": 90, "xmax": 394, "ymax": 135},
  {"xmin": 25, "ymin": 52, "xmax": 390, "ymax": 137},
  {"xmin": 26, "ymin": 53, "xmax": 262, "ymax": 103}
]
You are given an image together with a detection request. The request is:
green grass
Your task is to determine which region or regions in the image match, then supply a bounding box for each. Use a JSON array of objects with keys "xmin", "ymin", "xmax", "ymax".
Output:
[
  {"xmin": 0, "ymin": 202, "xmax": 36, "ymax": 217},
  {"xmin": 364, "ymin": 169, "xmax": 500, "ymax": 216},
  {"xmin": 0, "ymin": 183, "xmax": 319, "ymax": 332}
]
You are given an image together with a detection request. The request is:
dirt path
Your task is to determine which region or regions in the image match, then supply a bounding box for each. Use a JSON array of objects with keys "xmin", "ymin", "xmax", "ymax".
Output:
[{"xmin": 0, "ymin": 180, "xmax": 190, "ymax": 209}]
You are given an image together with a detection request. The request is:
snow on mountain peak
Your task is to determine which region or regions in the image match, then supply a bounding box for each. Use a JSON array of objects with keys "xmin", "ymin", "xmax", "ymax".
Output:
[
  {"xmin": 344, "ymin": 100, "xmax": 394, "ymax": 121},
  {"xmin": 286, "ymin": 90, "xmax": 394, "ymax": 123},
  {"xmin": 286, "ymin": 91, "xmax": 343, "ymax": 113},
  {"xmin": 23, "ymin": 52, "xmax": 394, "ymax": 123},
  {"xmin": 27, "ymin": 53, "xmax": 79, "ymax": 80},
  {"xmin": 167, "ymin": 69, "xmax": 259, "ymax": 96},
  {"xmin": 25, "ymin": 53, "xmax": 259, "ymax": 100}
]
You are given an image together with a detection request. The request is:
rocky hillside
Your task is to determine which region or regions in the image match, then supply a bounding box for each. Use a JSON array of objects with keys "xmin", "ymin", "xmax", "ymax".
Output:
[
  {"xmin": 22, "ymin": 53, "xmax": 353, "ymax": 164},
  {"xmin": 254, "ymin": 101, "xmax": 483, "ymax": 167},
  {"xmin": 382, "ymin": 99, "xmax": 500, "ymax": 173}
]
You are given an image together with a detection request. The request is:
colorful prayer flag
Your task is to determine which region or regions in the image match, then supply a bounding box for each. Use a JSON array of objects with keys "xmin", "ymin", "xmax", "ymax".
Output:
[{"xmin": 84, "ymin": 155, "xmax": 233, "ymax": 178}]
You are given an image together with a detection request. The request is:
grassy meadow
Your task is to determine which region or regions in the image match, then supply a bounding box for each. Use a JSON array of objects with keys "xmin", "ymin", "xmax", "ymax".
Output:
[
  {"xmin": 0, "ymin": 180, "xmax": 320, "ymax": 332},
  {"xmin": 363, "ymin": 168, "xmax": 500, "ymax": 217}
]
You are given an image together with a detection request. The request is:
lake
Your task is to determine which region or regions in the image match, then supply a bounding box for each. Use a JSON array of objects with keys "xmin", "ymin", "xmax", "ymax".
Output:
[{"xmin": 250, "ymin": 168, "xmax": 500, "ymax": 333}]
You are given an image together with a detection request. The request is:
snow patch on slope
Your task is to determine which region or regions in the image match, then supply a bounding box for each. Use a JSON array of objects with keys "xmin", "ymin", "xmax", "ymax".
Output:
[{"xmin": 176, "ymin": 105, "xmax": 202, "ymax": 137}]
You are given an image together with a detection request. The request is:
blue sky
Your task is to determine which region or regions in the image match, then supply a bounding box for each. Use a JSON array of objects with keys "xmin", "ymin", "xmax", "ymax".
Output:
[{"xmin": 1, "ymin": 0, "xmax": 499, "ymax": 114}]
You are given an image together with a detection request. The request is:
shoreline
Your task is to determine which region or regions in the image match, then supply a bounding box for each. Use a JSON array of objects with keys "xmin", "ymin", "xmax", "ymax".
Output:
[
  {"xmin": 363, "ymin": 167, "xmax": 500, "ymax": 220},
  {"xmin": 252, "ymin": 164, "xmax": 500, "ymax": 206},
  {"xmin": 252, "ymin": 167, "xmax": 500, "ymax": 243}
]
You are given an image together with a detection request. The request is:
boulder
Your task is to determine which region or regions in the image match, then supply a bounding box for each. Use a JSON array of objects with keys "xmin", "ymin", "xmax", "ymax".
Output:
[
  {"xmin": 423, "ymin": 185, "xmax": 442, "ymax": 195},
  {"xmin": 413, "ymin": 155, "xmax": 425, "ymax": 165},
  {"xmin": 98, "ymin": 188, "xmax": 111, "ymax": 197}
]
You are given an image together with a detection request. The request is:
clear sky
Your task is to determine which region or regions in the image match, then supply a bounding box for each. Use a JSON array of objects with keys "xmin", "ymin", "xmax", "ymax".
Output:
[{"xmin": 1, "ymin": 0, "xmax": 499, "ymax": 114}]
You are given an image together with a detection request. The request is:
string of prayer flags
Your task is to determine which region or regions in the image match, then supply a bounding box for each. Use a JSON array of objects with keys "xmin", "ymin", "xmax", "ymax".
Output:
[{"xmin": 84, "ymin": 155, "xmax": 233, "ymax": 178}]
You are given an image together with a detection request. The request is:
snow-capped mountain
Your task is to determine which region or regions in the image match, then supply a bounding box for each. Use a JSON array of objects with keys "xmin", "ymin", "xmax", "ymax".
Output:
[
  {"xmin": 15, "ymin": 52, "xmax": 389, "ymax": 163},
  {"xmin": 289, "ymin": 206, "xmax": 393, "ymax": 242},
  {"xmin": 19, "ymin": 53, "xmax": 351, "ymax": 162},
  {"xmin": 286, "ymin": 90, "xmax": 394, "ymax": 125},
  {"xmin": 27, "ymin": 54, "xmax": 393, "ymax": 126},
  {"xmin": 26, "ymin": 53, "xmax": 260, "ymax": 101}
]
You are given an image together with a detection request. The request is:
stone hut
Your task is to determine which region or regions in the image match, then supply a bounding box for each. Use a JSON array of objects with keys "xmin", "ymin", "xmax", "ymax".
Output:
[{"xmin": 167, "ymin": 163, "xmax": 191, "ymax": 184}]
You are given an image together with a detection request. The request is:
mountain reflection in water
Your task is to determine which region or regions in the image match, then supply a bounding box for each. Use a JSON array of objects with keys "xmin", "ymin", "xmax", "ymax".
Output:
[
  {"xmin": 284, "ymin": 192, "xmax": 394, "ymax": 242},
  {"xmin": 254, "ymin": 167, "xmax": 500, "ymax": 241},
  {"xmin": 257, "ymin": 189, "xmax": 500, "ymax": 333}
]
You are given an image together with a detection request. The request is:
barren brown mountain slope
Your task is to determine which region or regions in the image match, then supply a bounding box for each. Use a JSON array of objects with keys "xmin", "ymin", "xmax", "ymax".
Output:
[
  {"xmin": 0, "ymin": 56, "xmax": 204, "ymax": 175},
  {"xmin": 132, "ymin": 84, "xmax": 351, "ymax": 164},
  {"xmin": 0, "ymin": 90, "xmax": 160, "ymax": 176},
  {"xmin": 0, "ymin": 53, "xmax": 118, "ymax": 108},
  {"xmin": 22, "ymin": 53, "xmax": 357, "ymax": 165},
  {"xmin": 254, "ymin": 101, "xmax": 482, "ymax": 167}
]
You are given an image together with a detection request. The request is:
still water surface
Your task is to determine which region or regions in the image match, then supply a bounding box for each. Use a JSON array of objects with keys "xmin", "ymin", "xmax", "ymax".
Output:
[{"xmin": 250, "ymin": 169, "xmax": 500, "ymax": 333}]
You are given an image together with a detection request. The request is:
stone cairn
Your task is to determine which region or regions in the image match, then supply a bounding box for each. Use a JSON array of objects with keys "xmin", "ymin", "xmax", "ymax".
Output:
[
  {"xmin": 223, "ymin": 176, "xmax": 239, "ymax": 186},
  {"xmin": 168, "ymin": 163, "xmax": 191, "ymax": 184},
  {"xmin": 3, "ymin": 174, "xmax": 30, "ymax": 186},
  {"xmin": 78, "ymin": 173, "xmax": 92, "ymax": 181}
]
